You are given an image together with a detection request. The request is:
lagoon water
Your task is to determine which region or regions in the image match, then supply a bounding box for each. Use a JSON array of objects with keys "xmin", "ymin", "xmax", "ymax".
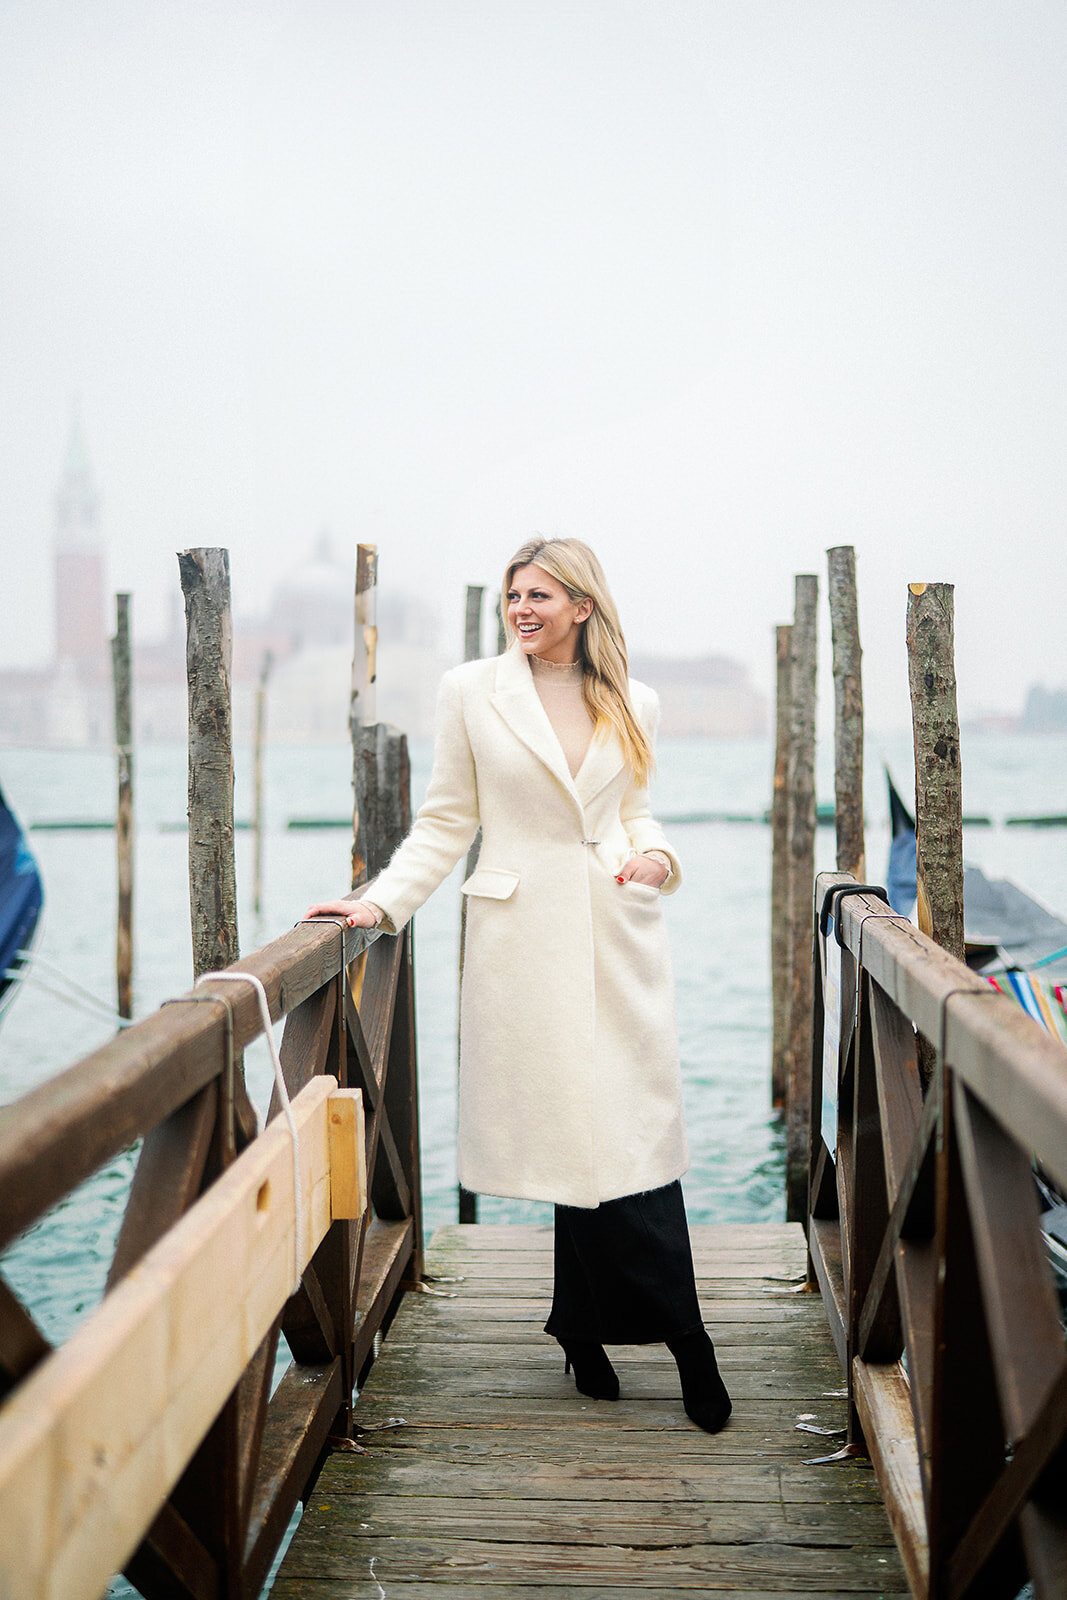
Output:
[
  {"xmin": 2, "ymin": 727, "xmax": 1065, "ymax": 1594},
  {"xmin": 3, "ymin": 727, "xmax": 1067, "ymax": 1351}
]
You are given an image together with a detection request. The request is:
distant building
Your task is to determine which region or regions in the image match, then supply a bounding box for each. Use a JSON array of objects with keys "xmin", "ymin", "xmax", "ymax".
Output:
[
  {"xmin": 0, "ymin": 418, "xmax": 450, "ymax": 747},
  {"xmin": 1022, "ymin": 684, "xmax": 1067, "ymax": 733},
  {"xmin": 0, "ymin": 419, "xmax": 765, "ymax": 747},
  {"xmin": 53, "ymin": 408, "xmax": 107, "ymax": 678},
  {"xmin": 629, "ymin": 653, "xmax": 767, "ymax": 738}
]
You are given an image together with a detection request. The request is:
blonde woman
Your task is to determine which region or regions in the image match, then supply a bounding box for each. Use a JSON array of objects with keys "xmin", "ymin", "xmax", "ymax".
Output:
[{"xmin": 306, "ymin": 538, "xmax": 731, "ymax": 1432}]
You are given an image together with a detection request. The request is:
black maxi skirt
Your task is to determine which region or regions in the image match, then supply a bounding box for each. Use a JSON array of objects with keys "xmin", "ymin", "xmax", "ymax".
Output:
[{"xmin": 543, "ymin": 1179, "xmax": 703, "ymax": 1345}]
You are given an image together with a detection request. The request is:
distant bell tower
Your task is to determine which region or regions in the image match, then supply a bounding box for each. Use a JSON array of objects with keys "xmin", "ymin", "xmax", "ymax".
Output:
[{"xmin": 54, "ymin": 405, "xmax": 107, "ymax": 676}]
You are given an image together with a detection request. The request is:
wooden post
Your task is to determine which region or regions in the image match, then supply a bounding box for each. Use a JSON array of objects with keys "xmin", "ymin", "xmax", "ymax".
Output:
[
  {"xmin": 827, "ymin": 546, "xmax": 866, "ymax": 879},
  {"xmin": 464, "ymin": 585, "xmax": 484, "ymax": 661},
  {"xmin": 785, "ymin": 574, "xmax": 818, "ymax": 1222},
  {"xmin": 458, "ymin": 587, "xmax": 484, "ymax": 1225},
  {"xmin": 252, "ymin": 651, "xmax": 272, "ymax": 918},
  {"xmin": 351, "ymin": 545, "xmax": 378, "ymax": 888},
  {"xmin": 111, "ymin": 593, "xmax": 134, "ymax": 1020},
  {"xmin": 770, "ymin": 623, "xmax": 792, "ymax": 1108},
  {"xmin": 179, "ymin": 549, "xmax": 239, "ymax": 980},
  {"xmin": 907, "ymin": 583, "xmax": 964, "ymax": 962},
  {"xmin": 353, "ymin": 722, "xmax": 411, "ymax": 880}
]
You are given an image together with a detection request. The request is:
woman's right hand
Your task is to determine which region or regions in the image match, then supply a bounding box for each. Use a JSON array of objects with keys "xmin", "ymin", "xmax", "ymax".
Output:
[{"xmin": 303, "ymin": 898, "xmax": 380, "ymax": 928}]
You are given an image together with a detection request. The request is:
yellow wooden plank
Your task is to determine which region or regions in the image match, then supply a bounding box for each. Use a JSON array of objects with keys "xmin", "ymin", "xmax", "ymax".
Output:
[
  {"xmin": 328, "ymin": 1088, "xmax": 367, "ymax": 1220},
  {"xmin": 0, "ymin": 1076, "xmax": 343, "ymax": 1600}
]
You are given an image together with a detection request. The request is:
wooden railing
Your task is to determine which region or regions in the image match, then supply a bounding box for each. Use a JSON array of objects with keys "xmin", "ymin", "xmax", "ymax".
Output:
[
  {"xmin": 809, "ymin": 872, "xmax": 1067, "ymax": 1600},
  {"xmin": 0, "ymin": 839, "xmax": 421, "ymax": 1595}
]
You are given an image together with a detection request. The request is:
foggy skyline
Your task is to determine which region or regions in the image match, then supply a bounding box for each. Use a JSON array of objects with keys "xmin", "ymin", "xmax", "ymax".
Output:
[{"xmin": 2, "ymin": 1, "xmax": 1065, "ymax": 732}]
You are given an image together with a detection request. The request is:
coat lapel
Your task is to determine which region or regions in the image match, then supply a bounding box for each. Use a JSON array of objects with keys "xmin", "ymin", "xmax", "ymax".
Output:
[
  {"xmin": 490, "ymin": 642, "xmax": 582, "ymax": 805},
  {"xmin": 490, "ymin": 642, "xmax": 629, "ymax": 810},
  {"xmin": 575, "ymin": 723, "xmax": 627, "ymax": 807}
]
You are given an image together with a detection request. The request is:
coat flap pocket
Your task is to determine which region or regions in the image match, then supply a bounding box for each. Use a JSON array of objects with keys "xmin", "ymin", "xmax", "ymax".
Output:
[{"xmin": 460, "ymin": 867, "xmax": 520, "ymax": 900}]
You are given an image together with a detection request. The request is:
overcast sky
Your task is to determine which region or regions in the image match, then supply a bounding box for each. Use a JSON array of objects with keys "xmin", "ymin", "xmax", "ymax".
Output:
[{"xmin": 2, "ymin": 0, "xmax": 1064, "ymax": 730}]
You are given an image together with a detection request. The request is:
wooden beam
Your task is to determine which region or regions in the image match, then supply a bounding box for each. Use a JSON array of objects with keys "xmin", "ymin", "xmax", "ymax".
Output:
[
  {"xmin": 350, "ymin": 543, "xmax": 378, "ymax": 888},
  {"xmin": 770, "ymin": 622, "xmax": 792, "ymax": 1109},
  {"xmin": 827, "ymin": 547, "xmax": 865, "ymax": 879},
  {"xmin": 251, "ymin": 650, "xmax": 272, "ymax": 919},
  {"xmin": 785, "ymin": 575, "xmax": 818, "ymax": 1221},
  {"xmin": 907, "ymin": 581, "xmax": 964, "ymax": 964},
  {"xmin": 179, "ymin": 547, "xmax": 239, "ymax": 981},
  {"xmin": 951, "ymin": 1079, "xmax": 1065, "ymax": 1442},
  {"xmin": 328, "ymin": 1090, "xmax": 367, "ymax": 1220},
  {"xmin": 0, "ymin": 917, "xmax": 372, "ymax": 1253},
  {"xmin": 0, "ymin": 1276, "xmax": 51, "ymax": 1392},
  {"xmin": 0, "ymin": 1078, "xmax": 361, "ymax": 1600},
  {"xmin": 852, "ymin": 1358, "xmax": 929, "ymax": 1600},
  {"xmin": 111, "ymin": 591, "xmax": 134, "ymax": 1020},
  {"xmin": 837, "ymin": 900, "xmax": 1067, "ymax": 1194},
  {"xmin": 242, "ymin": 1359, "xmax": 344, "ymax": 1597}
]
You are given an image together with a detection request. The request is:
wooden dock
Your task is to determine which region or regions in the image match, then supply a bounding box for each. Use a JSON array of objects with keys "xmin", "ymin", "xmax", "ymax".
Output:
[{"xmin": 273, "ymin": 1221, "xmax": 907, "ymax": 1597}]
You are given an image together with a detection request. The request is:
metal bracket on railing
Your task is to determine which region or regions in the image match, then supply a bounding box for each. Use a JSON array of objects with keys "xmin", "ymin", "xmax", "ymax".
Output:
[
  {"xmin": 295, "ymin": 916, "xmax": 381, "ymax": 951},
  {"xmin": 161, "ymin": 991, "xmax": 236, "ymax": 1166},
  {"xmin": 296, "ymin": 917, "xmax": 379, "ymax": 1087},
  {"xmin": 818, "ymin": 882, "xmax": 891, "ymax": 946},
  {"xmin": 937, "ymin": 982, "xmax": 1002, "ymax": 1071}
]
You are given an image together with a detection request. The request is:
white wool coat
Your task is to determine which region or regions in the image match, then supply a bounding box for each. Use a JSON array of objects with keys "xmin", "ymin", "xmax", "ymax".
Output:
[{"xmin": 365, "ymin": 641, "xmax": 689, "ymax": 1208}]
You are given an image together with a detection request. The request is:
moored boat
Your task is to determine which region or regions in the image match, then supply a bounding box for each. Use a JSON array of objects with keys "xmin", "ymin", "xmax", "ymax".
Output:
[{"xmin": 0, "ymin": 783, "xmax": 44, "ymax": 1024}]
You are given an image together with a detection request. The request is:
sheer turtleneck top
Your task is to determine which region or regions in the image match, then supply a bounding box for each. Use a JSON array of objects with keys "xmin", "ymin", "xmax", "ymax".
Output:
[{"xmin": 529, "ymin": 653, "xmax": 594, "ymax": 778}]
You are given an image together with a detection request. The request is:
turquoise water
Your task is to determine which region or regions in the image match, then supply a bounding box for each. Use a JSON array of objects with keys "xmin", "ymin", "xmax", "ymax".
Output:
[{"xmin": 1, "ymin": 730, "xmax": 1065, "ymax": 1590}]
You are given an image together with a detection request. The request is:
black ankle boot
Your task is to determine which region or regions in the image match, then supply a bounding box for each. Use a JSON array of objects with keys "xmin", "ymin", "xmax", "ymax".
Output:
[
  {"xmin": 558, "ymin": 1338, "xmax": 619, "ymax": 1401},
  {"xmin": 667, "ymin": 1328, "xmax": 732, "ymax": 1432}
]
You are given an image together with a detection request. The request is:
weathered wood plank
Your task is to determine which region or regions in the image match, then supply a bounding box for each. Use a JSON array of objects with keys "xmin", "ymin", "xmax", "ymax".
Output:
[
  {"xmin": 0, "ymin": 917, "xmax": 372, "ymax": 1253},
  {"xmin": 428, "ymin": 1223, "xmax": 805, "ymax": 1248},
  {"xmin": 389, "ymin": 1296, "xmax": 823, "ymax": 1326},
  {"xmin": 297, "ymin": 1493, "xmax": 897, "ymax": 1547},
  {"xmin": 277, "ymin": 1224, "xmax": 906, "ymax": 1596},
  {"xmin": 0, "ymin": 1078, "xmax": 342, "ymax": 1600},
  {"xmin": 273, "ymin": 1587, "xmax": 902, "ymax": 1600},
  {"xmin": 353, "ymin": 1422, "xmax": 853, "ymax": 1463},
  {"xmin": 365, "ymin": 1343, "xmax": 841, "ymax": 1389},
  {"xmin": 278, "ymin": 1531, "xmax": 905, "ymax": 1589},
  {"xmin": 838, "ymin": 900, "xmax": 1067, "ymax": 1195},
  {"xmin": 313, "ymin": 1454, "xmax": 885, "ymax": 1503}
]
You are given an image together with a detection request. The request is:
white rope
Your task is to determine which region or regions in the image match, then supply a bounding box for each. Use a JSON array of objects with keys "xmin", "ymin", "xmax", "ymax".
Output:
[{"xmin": 196, "ymin": 970, "xmax": 304, "ymax": 1295}]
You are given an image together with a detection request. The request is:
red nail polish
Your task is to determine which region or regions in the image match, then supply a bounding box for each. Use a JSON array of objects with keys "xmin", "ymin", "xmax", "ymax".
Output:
[{"xmin": 616, "ymin": 875, "xmax": 625, "ymax": 883}]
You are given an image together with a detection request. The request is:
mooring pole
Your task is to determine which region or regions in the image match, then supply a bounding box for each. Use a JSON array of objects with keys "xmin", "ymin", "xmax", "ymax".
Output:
[
  {"xmin": 111, "ymin": 592, "xmax": 134, "ymax": 1020},
  {"xmin": 351, "ymin": 545, "xmax": 378, "ymax": 889},
  {"xmin": 827, "ymin": 547, "xmax": 865, "ymax": 880},
  {"xmin": 252, "ymin": 650, "xmax": 272, "ymax": 918},
  {"xmin": 458, "ymin": 586, "xmax": 484, "ymax": 1225},
  {"xmin": 907, "ymin": 582, "xmax": 964, "ymax": 962},
  {"xmin": 770, "ymin": 622, "xmax": 792, "ymax": 1109},
  {"xmin": 785, "ymin": 574, "xmax": 818, "ymax": 1222},
  {"xmin": 179, "ymin": 548, "xmax": 239, "ymax": 980}
]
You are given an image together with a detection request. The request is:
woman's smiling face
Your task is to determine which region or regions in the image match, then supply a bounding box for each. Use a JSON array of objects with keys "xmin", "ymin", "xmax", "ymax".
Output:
[{"xmin": 507, "ymin": 564, "xmax": 593, "ymax": 664}]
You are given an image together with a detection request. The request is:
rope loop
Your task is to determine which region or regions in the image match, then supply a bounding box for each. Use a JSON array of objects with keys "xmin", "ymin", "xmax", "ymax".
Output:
[{"xmin": 195, "ymin": 970, "xmax": 305, "ymax": 1295}]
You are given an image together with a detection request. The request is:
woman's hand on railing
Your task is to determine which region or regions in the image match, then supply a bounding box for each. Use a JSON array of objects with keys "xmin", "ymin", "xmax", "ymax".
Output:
[{"xmin": 303, "ymin": 899, "xmax": 381, "ymax": 928}]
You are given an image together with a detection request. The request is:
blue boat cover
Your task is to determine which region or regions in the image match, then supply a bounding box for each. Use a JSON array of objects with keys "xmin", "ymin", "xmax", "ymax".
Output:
[
  {"xmin": 0, "ymin": 784, "xmax": 44, "ymax": 1007},
  {"xmin": 885, "ymin": 768, "xmax": 917, "ymax": 916}
]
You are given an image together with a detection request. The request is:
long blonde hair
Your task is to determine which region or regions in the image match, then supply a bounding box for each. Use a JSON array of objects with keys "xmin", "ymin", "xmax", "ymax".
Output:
[{"xmin": 502, "ymin": 537, "xmax": 654, "ymax": 788}]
